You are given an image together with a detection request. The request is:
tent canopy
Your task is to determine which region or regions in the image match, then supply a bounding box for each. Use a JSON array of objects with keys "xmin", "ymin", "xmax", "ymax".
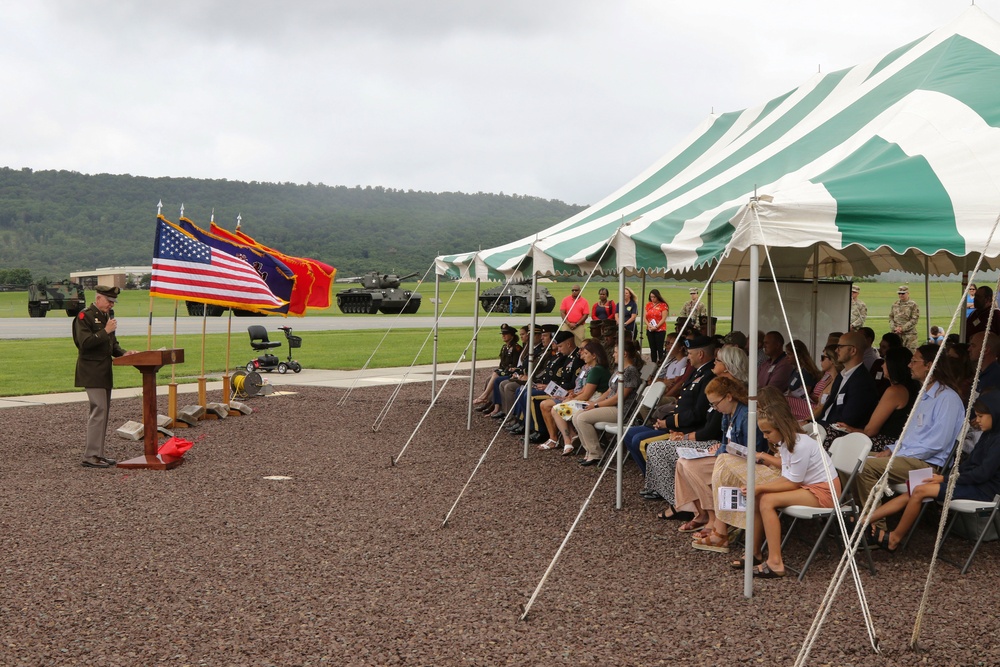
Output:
[{"xmin": 437, "ymin": 7, "xmax": 1000, "ymax": 283}]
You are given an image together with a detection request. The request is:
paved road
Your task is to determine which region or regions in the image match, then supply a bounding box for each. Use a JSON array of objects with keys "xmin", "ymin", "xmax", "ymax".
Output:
[{"xmin": 0, "ymin": 315, "xmax": 565, "ymax": 339}]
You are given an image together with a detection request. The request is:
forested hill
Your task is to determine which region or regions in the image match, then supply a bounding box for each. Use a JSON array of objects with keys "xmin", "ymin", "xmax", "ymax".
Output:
[{"xmin": 0, "ymin": 167, "xmax": 587, "ymax": 279}]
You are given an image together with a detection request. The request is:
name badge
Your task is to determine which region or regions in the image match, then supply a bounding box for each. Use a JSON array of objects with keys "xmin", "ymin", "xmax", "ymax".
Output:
[
  {"xmin": 875, "ymin": 372, "xmax": 883, "ymax": 380},
  {"xmin": 837, "ymin": 394, "xmax": 845, "ymax": 405},
  {"xmin": 917, "ymin": 413, "xmax": 924, "ymax": 428}
]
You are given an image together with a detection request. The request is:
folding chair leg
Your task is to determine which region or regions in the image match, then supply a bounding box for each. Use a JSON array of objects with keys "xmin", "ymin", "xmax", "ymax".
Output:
[
  {"xmin": 960, "ymin": 505, "xmax": 1000, "ymax": 575},
  {"xmin": 794, "ymin": 514, "xmax": 837, "ymax": 582}
]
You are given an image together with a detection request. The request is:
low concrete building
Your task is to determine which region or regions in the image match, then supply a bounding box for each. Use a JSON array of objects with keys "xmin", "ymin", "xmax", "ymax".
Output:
[{"xmin": 70, "ymin": 266, "xmax": 151, "ymax": 289}]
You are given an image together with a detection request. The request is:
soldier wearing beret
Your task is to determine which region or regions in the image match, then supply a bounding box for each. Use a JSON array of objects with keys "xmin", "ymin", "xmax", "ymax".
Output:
[{"xmin": 73, "ymin": 286, "xmax": 135, "ymax": 468}]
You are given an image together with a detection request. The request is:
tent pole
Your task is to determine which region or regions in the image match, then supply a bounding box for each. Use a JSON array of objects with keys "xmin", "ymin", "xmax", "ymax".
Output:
[
  {"xmin": 745, "ymin": 244, "xmax": 760, "ymax": 599},
  {"xmin": 639, "ymin": 273, "xmax": 647, "ymax": 352},
  {"xmin": 468, "ymin": 277, "xmax": 481, "ymax": 431},
  {"xmin": 924, "ymin": 256, "xmax": 931, "ymax": 343},
  {"xmin": 811, "ymin": 247, "xmax": 819, "ymax": 355},
  {"xmin": 524, "ymin": 272, "xmax": 539, "ymax": 460},
  {"xmin": 616, "ymin": 269, "xmax": 625, "ymax": 509},
  {"xmin": 707, "ymin": 281, "xmax": 713, "ymax": 335},
  {"xmin": 432, "ymin": 271, "xmax": 440, "ymax": 401}
]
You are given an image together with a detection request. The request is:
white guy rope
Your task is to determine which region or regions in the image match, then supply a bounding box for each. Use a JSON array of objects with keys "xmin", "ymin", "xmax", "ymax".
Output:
[
  {"xmin": 337, "ymin": 263, "xmax": 435, "ymax": 406},
  {"xmin": 372, "ymin": 278, "xmax": 464, "ymax": 431}
]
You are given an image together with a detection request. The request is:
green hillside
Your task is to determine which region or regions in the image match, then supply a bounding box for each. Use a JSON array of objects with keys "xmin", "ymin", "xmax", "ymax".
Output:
[{"xmin": 0, "ymin": 167, "xmax": 586, "ymax": 279}]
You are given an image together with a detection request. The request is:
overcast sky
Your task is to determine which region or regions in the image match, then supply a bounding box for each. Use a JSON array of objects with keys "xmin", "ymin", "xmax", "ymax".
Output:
[{"xmin": 0, "ymin": 1, "xmax": 993, "ymax": 206}]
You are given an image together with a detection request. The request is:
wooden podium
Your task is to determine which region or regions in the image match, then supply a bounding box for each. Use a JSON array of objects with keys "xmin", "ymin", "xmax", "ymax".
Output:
[{"xmin": 114, "ymin": 349, "xmax": 185, "ymax": 470}]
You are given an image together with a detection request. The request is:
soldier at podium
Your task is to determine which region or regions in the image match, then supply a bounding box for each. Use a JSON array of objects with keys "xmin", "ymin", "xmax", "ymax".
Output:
[{"xmin": 73, "ymin": 285, "xmax": 136, "ymax": 468}]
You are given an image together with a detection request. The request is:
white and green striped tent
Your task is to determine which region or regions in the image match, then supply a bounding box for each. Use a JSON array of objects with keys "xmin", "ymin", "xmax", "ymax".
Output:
[{"xmin": 436, "ymin": 6, "xmax": 1000, "ymax": 282}]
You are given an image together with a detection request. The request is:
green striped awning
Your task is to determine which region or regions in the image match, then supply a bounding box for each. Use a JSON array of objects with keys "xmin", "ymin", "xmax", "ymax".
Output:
[{"xmin": 437, "ymin": 7, "xmax": 1000, "ymax": 282}]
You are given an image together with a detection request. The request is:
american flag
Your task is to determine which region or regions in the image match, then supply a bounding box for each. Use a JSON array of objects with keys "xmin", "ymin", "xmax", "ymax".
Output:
[{"xmin": 151, "ymin": 218, "xmax": 284, "ymax": 311}]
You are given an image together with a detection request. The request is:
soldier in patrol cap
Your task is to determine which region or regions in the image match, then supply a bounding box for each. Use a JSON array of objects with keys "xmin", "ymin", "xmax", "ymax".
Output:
[
  {"xmin": 889, "ymin": 285, "xmax": 920, "ymax": 351},
  {"xmin": 849, "ymin": 284, "xmax": 867, "ymax": 331},
  {"xmin": 73, "ymin": 285, "xmax": 136, "ymax": 468}
]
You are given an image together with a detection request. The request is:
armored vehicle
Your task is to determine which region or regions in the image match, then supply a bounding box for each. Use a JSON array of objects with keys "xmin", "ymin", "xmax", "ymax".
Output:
[
  {"xmin": 27, "ymin": 281, "xmax": 86, "ymax": 318},
  {"xmin": 184, "ymin": 301, "xmax": 263, "ymax": 317},
  {"xmin": 478, "ymin": 280, "xmax": 556, "ymax": 314},
  {"xmin": 336, "ymin": 271, "xmax": 422, "ymax": 314}
]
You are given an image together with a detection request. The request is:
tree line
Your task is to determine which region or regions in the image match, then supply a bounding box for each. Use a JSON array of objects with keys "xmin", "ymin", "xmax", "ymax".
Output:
[{"xmin": 0, "ymin": 167, "xmax": 586, "ymax": 281}]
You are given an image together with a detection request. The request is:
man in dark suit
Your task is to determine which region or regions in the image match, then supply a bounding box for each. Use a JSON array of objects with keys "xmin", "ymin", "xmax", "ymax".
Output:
[
  {"xmin": 818, "ymin": 331, "xmax": 878, "ymax": 437},
  {"xmin": 73, "ymin": 285, "xmax": 135, "ymax": 468}
]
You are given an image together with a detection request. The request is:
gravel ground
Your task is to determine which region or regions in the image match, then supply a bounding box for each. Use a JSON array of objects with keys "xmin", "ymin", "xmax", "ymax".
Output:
[{"xmin": 2, "ymin": 381, "xmax": 999, "ymax": 666}]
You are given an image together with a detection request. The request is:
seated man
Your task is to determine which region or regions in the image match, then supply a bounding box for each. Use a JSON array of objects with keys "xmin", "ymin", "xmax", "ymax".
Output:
[
  {"xmin": 970, "ymin": 332, "xmax": 1000, "ymax": 395},
  {"xmin": 817, "ymin": 331, "xmax": 878, "ymax": 439},
  {"xmin": 493, "ymin": 324, "xmax": 546, "ymax": 419},
  {"xmin": 855, "ymin": 344, "xmax": 966, "ymax": 529},
  {"xmin": 624, "ymin": 335, "xmax": 716, "ymax": 475},
  {"xmin": 757, "ymin": 330, "xmax": 793, "ymax": 393},
  {"xmin": 507, "ymin": 331, "xmax": 581, "ymax": 440}
]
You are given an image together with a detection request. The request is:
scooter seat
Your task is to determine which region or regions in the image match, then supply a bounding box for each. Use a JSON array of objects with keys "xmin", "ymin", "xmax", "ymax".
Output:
[{"xmin": 248, "ymin": 325, "xmax": 282, "ymax": 351}]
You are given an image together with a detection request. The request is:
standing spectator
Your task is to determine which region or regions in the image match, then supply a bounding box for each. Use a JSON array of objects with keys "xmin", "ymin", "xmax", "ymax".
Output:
[
  {"xmin": 967, "ymin": 283, "xmax": 978, "ymax": 319},
  {"xmin": 967, "ymin": 285, "xmax": 1000, "ymax": 339},
  {"xmin": 73, "ymin": 285, "xmax": 135, "ymax": 468},
  {"xmin": 560, "ymin": 284, "xmax": 589, "ymax": 346},
  {"xmin": 591, "ymin": 287, "xmax": 616, "ymax": 323},
  {"xmin": 679, "ymin": 288, "xmax": 707, "ymax": 324},
  {"xmin": 621, "ymin": 287, "xmax": 639, "ymax": 339},
  {"xmin": 889, "ymin": 285, "xmax": 920, "ymax": 351},
  {"xmin": 644, "ymin": 289, "xmax": 669, "ymax": 365},
  {"xmin": 850, "ymin": 285, "xmax": 867, "ymax": 331}
]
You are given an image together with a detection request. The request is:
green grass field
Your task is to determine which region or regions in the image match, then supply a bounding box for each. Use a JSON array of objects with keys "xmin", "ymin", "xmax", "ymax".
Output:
[{"xmin": 0, "ymin": 279, "xmax": 976, "ymax": 397}]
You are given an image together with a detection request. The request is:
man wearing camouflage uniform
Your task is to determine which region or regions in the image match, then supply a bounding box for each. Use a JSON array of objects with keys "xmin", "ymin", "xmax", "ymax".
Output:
[
  {"xmin": 678, "ymin": 288, "xmax": 707, "ymax": 323},
  {"xmin": 850, "ymin": 284, "xmax": 867, "ymax": 331},
  {"xmin": 889, "ymin": 285, "xmax": 920, "ymax": 350}
]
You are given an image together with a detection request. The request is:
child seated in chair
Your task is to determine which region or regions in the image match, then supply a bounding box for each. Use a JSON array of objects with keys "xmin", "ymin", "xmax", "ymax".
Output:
[{"xmin": 867, "ymin": 391, "xmax": 1000, "ymax": 552}]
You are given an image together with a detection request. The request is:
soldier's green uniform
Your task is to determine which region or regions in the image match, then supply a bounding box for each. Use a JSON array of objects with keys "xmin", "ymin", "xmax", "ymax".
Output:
[
  {"xmin": 850, "ymin": 286, "xmax": 867, "ymax": 330},
  {"xmin": 73, "ymin": 286, "xmax": 126, "ymax": 468},
  {"xmin": 889, "ymin": 286, "xmax": 920, "ymax": 351},
  {"xmin": 679, "ymin": 290, "xmax": 707, "ymax": 323}
]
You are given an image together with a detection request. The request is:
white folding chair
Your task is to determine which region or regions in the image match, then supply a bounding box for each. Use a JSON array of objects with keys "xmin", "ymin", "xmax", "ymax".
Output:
[
  {"xmin": 779, "ymin": 433, "xmax": 877, "ymax": 581},
  {"xmin": 594, "ymin": 381, "xmax": 665, "ymax": 463},
  {"xmin": 937, "ymin": 494, "xmax": 1000, "ymax": 574}
]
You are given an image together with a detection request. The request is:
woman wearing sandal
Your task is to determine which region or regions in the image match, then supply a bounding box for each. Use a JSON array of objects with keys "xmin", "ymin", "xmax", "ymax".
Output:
[
  {"xmin": 744, "ymin": 393, "xmax": 841, "ymax": 578},
  {"xmin": 477, "ymin": 324, "xmax": 523, "ymax": 416},
  {"xmin": 866, "ymin": 391, "xmax": 1000, "ymax": 552},
  {"xmin": 643, "ymin": 345, "xmax": 746, "ymax": 518},
  {"xmin": 675, "ymin": 376, "xmax": 763, "ymax": 552},
  {"xmin": 573, "ymin": 339, "xmax": 644, "ymax": 463},
  {"xmin": 537, "ymin": 340, "xmax": 610, "ymax": 452}
]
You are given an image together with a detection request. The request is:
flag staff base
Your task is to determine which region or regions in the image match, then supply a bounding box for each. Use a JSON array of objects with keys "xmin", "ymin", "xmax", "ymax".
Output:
[
  {"xmin": 220, "ymin": 372, "xmax": 242, "ymax": 416},
  {"xmin": 197, "ymin": 377, "xmax": 218, "ymax": 421},
  {"xmin": 167, "ymin": 383, "xmax": 189, "ymax": 429}
]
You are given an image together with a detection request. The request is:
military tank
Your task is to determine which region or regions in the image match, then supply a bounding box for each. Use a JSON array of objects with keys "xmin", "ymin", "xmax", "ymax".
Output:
[
  {"xmin": 336, "ymin": 271, "xmax": 422, "ymax": 314},
  {"xmin": 27, "ymin": 281, "xmax": 86, "ymax": 317},
  {"xmin": 478, "ymin": 280, "xmax": 556, "ymax": 314}
]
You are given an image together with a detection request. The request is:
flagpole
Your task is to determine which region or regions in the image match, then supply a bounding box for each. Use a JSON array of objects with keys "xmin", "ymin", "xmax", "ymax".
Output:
[
  {"xmin": 146, "ymin": 295, "xmax": 154, "ymax": 350},
  {"xmin": 168, "ymin": 300, "xmax": 187, "ymax": 428},
  {"xmin": 223, "ymin": 308, "xmax": 236, "ymax": 414}
]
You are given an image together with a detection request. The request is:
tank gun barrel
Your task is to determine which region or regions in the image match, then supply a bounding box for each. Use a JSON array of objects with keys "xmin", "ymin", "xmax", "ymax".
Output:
[
  {"xmin": 397, "ymin": 272, "xmax": 419, "ymax": 282},
  {"xmin": 335, "ymin": 276, "xmax": 364, "ymax": 283}
]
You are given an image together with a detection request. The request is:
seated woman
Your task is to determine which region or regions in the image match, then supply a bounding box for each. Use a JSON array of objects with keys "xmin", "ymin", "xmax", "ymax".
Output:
[
  {"xmin": 572, "ymin": 339, "xmax": 644, "ymax": 464},
  {"xmin": 673, "ymin": 376, "xmax": 764, "ymax": 552},
  {"xmin": 639, "ymin": 347, "xmax": 746, "ymax": 516},
  {"xmin": 784, "ymin": 339, "xmax": 821, "ymax": 421},
  {"xmin": 537, "ymin": 340, "xmax": 610, "ymax": 451},
  {"xmin": 655, "ymin": 331, "xmax": 691, "ymax": 397},
  {"xmin": 810, "ymin": 344, "xmax": 841, "ymax": 419},
  {"xmin": 832, "ymin": 347, "xmax": 919, "ymax": 452},
  {"xmin": 744, "ymin": 393, "xmax": 841, "ymax": 578},
  {"xmin": 867, "ymin": 392, "xmax": 1000, "ymax": 552},
  {"xmin": 711, "ymin": 386, "xmax": 788, "ymax": 551},
  {"xmin": 475, "ymin": 324, "xmax": 523, "ymax": 414}
]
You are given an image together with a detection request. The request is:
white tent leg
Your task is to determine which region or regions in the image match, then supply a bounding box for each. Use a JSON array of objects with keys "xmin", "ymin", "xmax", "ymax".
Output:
[
  {"xmin": 468, "ymin": 277, "xmax": 481, "ymax": 431},
  {"xmin": 639, "ymin": 273, "xmax": 647, "ymax": 350},
  {"xmin": 524, "ymin": 272, "xmax": 539, "ymax": 460},
  {"xmin": 616, "ymin": 270, "xmax": 625, "ymax": 509},
  {"xmin": 432, "ymin": 271, "xmax": 440, "ymax": 400},
  {"xmin": 811, "ymin": 248, "xmax": 819, "ymax": 352},
  {"xmin": 745, "ymin": 244, "xmax": 760, "ymax": 599},
  {"xmin": 924, "ymin": 257, "xmax": 931, "ymax": 342}
]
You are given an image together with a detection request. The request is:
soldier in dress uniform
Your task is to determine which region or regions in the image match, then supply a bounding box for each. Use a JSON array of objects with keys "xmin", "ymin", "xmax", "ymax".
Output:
[
  {"xmin": 73, "ymin": 285, "xmax": 135, "ymax": 468},
  {"xmin": 889, "ymin": 285, "xmax": 920, "ymax": 351},
  {"xmin": 850, "ymin": 284, "xmax": 867, "ymax": 331}
]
